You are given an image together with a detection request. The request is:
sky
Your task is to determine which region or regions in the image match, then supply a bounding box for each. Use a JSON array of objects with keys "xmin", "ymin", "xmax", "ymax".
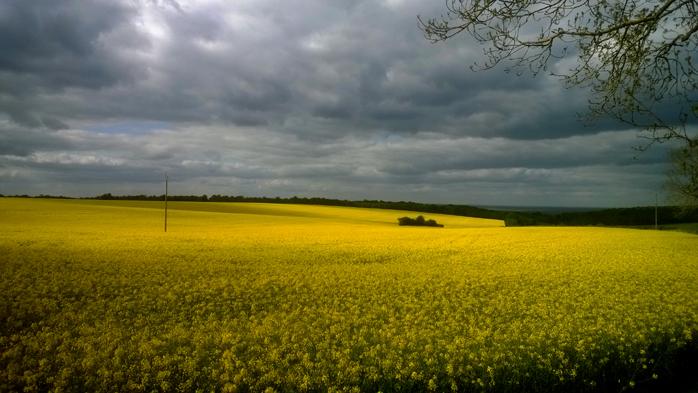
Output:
[{"xmin": 0, "ymin": 0, "xmax": 678, "ymax": 207}]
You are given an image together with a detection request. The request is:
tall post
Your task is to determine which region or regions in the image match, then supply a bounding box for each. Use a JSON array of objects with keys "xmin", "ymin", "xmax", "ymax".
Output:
[
  {"xmin": 164, "ymin": 174, "xmax": 168, "ymax": 232},
  {"xmin": 654, "ymin": 193, "xmax": 658, "ymax": 230}
]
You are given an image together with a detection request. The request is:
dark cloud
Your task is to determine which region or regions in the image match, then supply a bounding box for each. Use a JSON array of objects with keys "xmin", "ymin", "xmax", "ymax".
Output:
[
  {"xmin": 0, "ymin": 0, "xmax": 140, "ymax": 88},
  {"xmin": 0, "ymin": 0, "xmax": 146, "ymax": 127},
  {"xmin": 0, "ymin": 122, "xmax": 73, "ymax": 155},
  {"xmin": 0, "ymin": 0, "xmax": 601, "ymax": 137},
  {"xmin": 0, "ymin": 0, "xmax": 676, "ymax": 206},
  {"xmin": 0, "ymin": 123, "xmax": 671, "ymax": 206}
]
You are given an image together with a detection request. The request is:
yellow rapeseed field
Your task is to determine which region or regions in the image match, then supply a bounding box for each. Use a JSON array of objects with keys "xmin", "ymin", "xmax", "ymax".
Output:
[{"xmin": 1, "ymin": 198, "xmax": 697, "ymax": 392}]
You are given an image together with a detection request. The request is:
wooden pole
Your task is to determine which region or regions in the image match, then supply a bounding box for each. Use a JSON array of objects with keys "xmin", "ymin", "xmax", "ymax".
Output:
[
  {"xmin": 654, "ymin": 193, "xmax": 658, "ymax": 230},
  {"xmin": 164, "ymin": 174, "xmax": 168, "ymax": 232}
]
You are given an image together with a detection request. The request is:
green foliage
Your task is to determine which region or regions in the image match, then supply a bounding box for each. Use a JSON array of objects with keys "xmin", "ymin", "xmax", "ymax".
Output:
[
  {"xmin": 505, "ymin": 207, "xmax": 698, "ymax": 227},
  {"xmin": 668, "ymin": 145, "xmax": 698, "ymax": 207},
  {"xmin": 661, "ymin": 223, "xmax": 698, "ymax": 235},
  {"xmin": 397, "ymin": 215, "xmax": 444, "ymax": 227},
  {"xmin": 503, "ymin": 213, "xmax": 540, "ymax": 227}
]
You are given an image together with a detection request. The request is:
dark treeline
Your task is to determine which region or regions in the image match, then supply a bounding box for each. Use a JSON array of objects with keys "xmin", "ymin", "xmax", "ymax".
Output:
[
  {"xmin": 1, "ymin": 194, "xmax": 73, "ymax": 199},
  {"xmin": 503, "ymin": 206, "xmax": 698, "ymax": 227},
  {"xmin": 94, "ymin": 193, "xmax": 211, "ymax": 202},
  {"xmin": 93, "ymin": 193, "xmax": 506, "ymax": 219},
  {"xmin": 87, "ymin": 194, "xmax": 698, "ymax": 226},
  {"xmin": 3, "ymin": 193, "xmax": 697, "ymax": 227}
]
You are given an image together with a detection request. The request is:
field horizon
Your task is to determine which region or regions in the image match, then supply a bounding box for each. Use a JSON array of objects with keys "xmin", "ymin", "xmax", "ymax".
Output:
[{"xmin": 1, "ymin": 198, "xmax": 697, "ymax": 392}]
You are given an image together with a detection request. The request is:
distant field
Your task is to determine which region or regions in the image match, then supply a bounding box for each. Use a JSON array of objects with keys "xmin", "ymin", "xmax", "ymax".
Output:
[
  {"xmin": 663, "ymin": 223, "xmax": 698, "ymax": 235},
  {"xmin": 1, "ymin": 198, "xmax": 697, "ymax": 392}
]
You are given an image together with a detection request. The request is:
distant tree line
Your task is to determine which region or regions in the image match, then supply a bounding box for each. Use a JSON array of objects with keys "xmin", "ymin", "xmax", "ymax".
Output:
[
  {"xmin": 94, "ymin": 193, "xmax": 212, "ymax": 202},
  {"xmin": 0, "ymin": 194, "xmax": 72, "ymax": 199},
  {"xmin": 91, "ymin": 193, "xmax": 506, "ymax": 219},
  {"xmin": 2, "ymin": 193, "xmax": 697, "ymax": 227},
  {"xmin": 91, "ymin": 194, "xmax": 698, "ymax": 226},
  {"xmin": 503, "ymin": 206, "xmax": 698, "ymax": 227}
]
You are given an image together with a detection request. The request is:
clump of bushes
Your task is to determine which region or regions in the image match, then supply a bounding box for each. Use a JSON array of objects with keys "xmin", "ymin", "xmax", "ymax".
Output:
[{"xmin": 397, "ymin": 215, "xmax": 444, "ymax": 227}]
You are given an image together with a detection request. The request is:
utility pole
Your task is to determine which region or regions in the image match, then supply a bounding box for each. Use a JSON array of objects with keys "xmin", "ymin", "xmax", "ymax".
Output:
[
  {"xmin": 654, "ymin": 193, "xmax": 658, "ymax": 230},
  {"xmin": 164, "ymin": 174, "xmax": 168, "ymax": 232}
]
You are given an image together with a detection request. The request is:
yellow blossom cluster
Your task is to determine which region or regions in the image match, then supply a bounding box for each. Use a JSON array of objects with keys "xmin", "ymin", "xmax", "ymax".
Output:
[{"xmin": 1, "ymin": 198, "xmax": 697, "ymax": 392}]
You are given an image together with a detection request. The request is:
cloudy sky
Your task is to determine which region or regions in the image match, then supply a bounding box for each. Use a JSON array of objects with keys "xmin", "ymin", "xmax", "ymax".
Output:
[{"xmin": 0, "ymin": 0, "xmax": 678, "ymax": 207}]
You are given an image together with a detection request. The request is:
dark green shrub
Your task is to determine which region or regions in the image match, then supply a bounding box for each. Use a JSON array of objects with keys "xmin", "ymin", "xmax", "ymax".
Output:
[{"xmin": 397, "ymin": 215, "xmax": 444, "ymax": 227}]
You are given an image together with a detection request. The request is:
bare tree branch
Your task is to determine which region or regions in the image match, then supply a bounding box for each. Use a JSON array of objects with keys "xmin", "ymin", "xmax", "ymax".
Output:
[{"xmin": 419, "ymin": 0, "xmax": 698, "ymax": 204}]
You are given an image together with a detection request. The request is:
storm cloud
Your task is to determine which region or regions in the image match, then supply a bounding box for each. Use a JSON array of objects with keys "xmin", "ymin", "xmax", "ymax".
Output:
[{"xmin": 0, "ymin": 0, "xmax": 676, "ymax": 206}]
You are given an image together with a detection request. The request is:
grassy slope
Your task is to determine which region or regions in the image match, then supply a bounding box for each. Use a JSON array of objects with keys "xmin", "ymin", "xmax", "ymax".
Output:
[{"xmin": 1, "ymin": 198, "xmax": 697, "ymax": 392}]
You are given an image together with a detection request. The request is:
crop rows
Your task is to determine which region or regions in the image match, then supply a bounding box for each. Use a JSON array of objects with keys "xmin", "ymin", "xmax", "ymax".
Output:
[{"xmin": 1, "ymin": 199, "xmax": 697, "ymax": 392}]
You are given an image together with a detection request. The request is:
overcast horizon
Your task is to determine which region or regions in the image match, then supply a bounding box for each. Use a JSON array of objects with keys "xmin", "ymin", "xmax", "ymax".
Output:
[{"xmin": 0, "ymin": 0, "xmax": 685, "ymax": 207}]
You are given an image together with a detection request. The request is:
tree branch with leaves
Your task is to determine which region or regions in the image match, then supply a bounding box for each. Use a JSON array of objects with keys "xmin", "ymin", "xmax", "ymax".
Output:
[{"xmin": 420, "ymin": 0, "xmax": 698, "ymax": 204}]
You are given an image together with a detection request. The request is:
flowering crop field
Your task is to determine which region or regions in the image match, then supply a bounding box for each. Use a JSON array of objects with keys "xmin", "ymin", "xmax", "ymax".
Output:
[{"xmin": 1, "ymin": 198, "xmax": 697, "ymax": 392}]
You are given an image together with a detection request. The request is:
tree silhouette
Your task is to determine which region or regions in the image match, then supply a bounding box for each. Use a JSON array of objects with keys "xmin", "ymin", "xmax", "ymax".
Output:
[{"xmin": 420, "ymin": 0, "xmax": 698, "ymax": 204}]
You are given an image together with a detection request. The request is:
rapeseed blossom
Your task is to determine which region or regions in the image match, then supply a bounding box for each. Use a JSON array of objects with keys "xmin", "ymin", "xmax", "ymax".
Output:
[{"xmin": 0, "ymin": 198, "xmax": 697, "ymax": 392}]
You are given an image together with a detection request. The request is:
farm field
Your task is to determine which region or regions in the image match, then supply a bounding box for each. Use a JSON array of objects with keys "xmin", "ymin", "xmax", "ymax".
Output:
[
  {"xmin": 1, "ymin": 198, "xmax": 698, "ymax": 392},
  {"xmin": 663, "ymin": 223, "xmax": 698, "ymax": 235}
]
